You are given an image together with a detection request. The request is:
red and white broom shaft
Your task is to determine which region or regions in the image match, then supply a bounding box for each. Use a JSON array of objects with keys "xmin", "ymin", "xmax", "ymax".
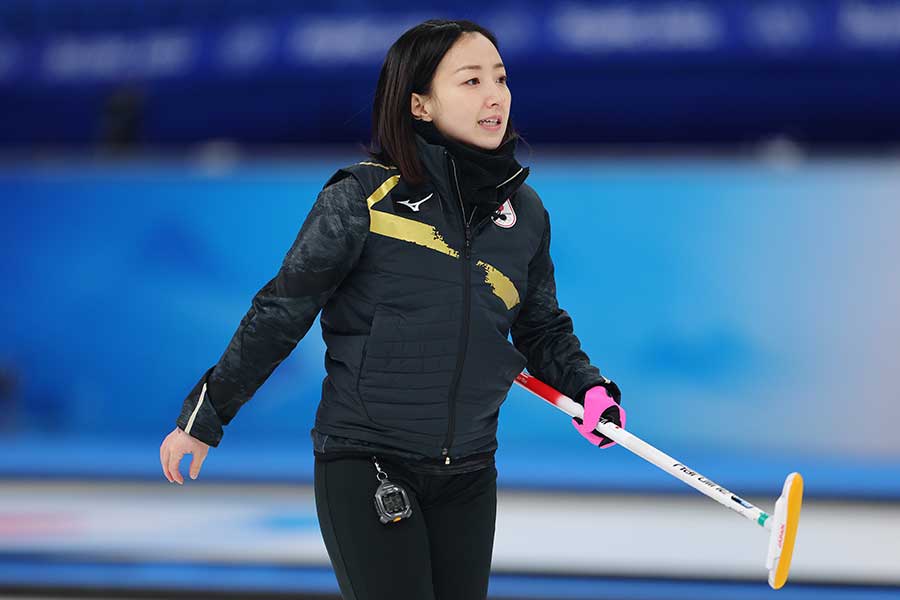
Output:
[{"xmin": 513, "ymin": 372, "xmax": 772, "ymax": 529}]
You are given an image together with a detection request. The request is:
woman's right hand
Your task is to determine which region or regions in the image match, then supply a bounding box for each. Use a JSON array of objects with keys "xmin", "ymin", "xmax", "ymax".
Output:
[
  {"xmin": 160, "ymin": 427, "xmax": 210, "ymax": 484},
  {"xmin": 572, "ymin": 382, "xmax": 625, "ymax": 449}
]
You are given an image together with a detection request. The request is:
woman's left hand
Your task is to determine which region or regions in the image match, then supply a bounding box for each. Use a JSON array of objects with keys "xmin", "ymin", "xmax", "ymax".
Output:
[{"xmin": 572, "ymin": 381, "xmax": 625, "ymax": 449}]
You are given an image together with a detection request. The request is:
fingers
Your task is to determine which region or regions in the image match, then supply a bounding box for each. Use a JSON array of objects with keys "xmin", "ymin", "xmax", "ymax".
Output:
[
  {"xmin": 597, "ymin": 435, "xmax": 616, "ymax": 448},
  {"xmin": 167, "ymin": 447, "xmax": 186, "ymax": 485},
  {"xmin": 160, "ymin": 442, "xmax": 173, "ymax": 483},
  {"xmin": 189, "ymin": 451, "xmax": 207, "ymax": 480},
  {"xmin": 162, "ymin": 428, "xmax": 212, "ymax": 484},
  {"xmin": 602, "ymin": 403, "xmax": 626, "ymax": 430},
  {"xmin": 571, "ymin": 416, "xmax": 617, "ymax": 449}
]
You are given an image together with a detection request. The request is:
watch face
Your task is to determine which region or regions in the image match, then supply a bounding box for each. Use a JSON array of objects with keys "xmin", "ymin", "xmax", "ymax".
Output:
[{"xmin": 383, "ymin": 490, "xmax": 406, "ymax": 513}]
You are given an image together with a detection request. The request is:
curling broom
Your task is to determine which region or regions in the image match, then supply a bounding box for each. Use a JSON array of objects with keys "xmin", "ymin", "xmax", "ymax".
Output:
[{"xmin": 514, "ymin": 371, "xmax": 803, "ymax": 590}]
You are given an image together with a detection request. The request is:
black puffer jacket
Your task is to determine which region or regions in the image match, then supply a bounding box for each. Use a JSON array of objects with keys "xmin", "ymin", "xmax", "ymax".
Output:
[{"xmin": 176, "ymin": 132, "xmax": 613, "ymax": 474}]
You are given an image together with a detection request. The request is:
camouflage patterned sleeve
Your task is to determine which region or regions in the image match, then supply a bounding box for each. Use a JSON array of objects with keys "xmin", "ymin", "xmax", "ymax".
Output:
[
  {"xmin": 510, "ymin": 208, "xmax": 609, "ymax": 405},
  {"xmin": 176, "ymin": 175, "xmax": 369, "ymax": 446}
]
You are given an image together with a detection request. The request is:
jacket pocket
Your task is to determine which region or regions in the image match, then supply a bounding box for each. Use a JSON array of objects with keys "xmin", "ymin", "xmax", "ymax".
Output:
[
  {"xmin": 357, "ymin": 304, "xmax": 456, "ymax": 436},
  {"xmin": 321, "ymin": 330, "xmax": 372, "ymax": 423},
  {"xmin": 454, "ymin": 331, "xmax": 528, "ymax": 427},
  {"xmin": 358, "ymin": 303, "xmax": 388, "ymax": 387},
  {"xmin": 355, "ymin": 338, "xmax": 368, "ymax": 402}
]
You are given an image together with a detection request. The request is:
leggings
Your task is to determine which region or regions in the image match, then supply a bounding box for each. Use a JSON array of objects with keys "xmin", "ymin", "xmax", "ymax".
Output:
[{"xmin": 314, "ymin": 454, "xmax": 498, "ymax": 600}]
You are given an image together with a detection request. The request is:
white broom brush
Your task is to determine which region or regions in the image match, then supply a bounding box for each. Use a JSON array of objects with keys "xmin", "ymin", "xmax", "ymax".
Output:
[{"xmin": 514, "ymin": 372, "xmax": 804, "ymax": 590}]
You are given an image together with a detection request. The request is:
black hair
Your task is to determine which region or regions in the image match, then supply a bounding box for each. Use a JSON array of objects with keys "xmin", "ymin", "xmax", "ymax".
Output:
[{"xmin": 368, "ymin": 19, "xmax": 519, "ymax": 186}]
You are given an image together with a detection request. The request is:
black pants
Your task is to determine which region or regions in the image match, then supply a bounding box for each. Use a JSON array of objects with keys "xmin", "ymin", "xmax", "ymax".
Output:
[{"xmin": 314, "ymin": 455, "xmax": 498, "ymax": 600}]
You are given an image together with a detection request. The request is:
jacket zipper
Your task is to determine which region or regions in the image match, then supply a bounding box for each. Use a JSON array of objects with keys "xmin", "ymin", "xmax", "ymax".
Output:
[
  {"xmin": 439, "ymin": 156, "xmax": 525, "ymax": 465},
  {"xmin": 474, "ymin": 168, "xmax": 523, "ymax": 236},
  {"xmin": 441, "ymin": 153, "xmax": 475, "ymax": 466}
]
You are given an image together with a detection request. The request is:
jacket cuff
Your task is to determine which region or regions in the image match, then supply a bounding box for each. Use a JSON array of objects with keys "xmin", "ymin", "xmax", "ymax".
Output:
[
  {"xmin": 176, "ymin": 367, "xmax": 225, "ymax": 447},
  {"xmin": 574, "ymin": 377, "xmax": 621, "ymax": 406}
]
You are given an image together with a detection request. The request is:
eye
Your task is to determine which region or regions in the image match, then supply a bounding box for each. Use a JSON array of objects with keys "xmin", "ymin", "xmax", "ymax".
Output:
[{"xmin": 465, "ymin": 75, "xmax": 508, "ymax": 86}]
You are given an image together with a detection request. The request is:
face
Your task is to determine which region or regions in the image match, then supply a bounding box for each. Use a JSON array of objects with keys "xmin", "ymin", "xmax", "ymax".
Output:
[{"xmin": 411, "ymin": 32, "xmax": 510, "ymax": 150}]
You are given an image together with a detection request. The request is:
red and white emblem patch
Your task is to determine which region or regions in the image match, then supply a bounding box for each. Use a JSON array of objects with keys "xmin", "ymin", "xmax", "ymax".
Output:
[{"xmin": 492, "ymin": 198, "xmax": 516, "ymax": 229}]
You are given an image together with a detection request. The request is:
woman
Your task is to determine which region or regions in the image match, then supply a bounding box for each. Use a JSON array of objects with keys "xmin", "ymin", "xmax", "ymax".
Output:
[{"xmin": 159, "ymin": 19, "xmax": 624, "ymax": 600}]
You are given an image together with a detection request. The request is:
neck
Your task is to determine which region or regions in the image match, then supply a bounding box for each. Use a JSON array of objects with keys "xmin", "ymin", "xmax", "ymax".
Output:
[
  {"xmin": 412, "ymin": 118, "xmax": 517, "ymax": 162},
  {"xmin": 411, "ymin": 119, "xmax": 529, "ymax": 226}
]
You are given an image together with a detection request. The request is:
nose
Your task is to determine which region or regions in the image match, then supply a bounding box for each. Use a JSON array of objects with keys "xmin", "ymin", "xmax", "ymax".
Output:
[{"xmin": 484, "ymin": 85, "xmax": 502, "ymax": 108}]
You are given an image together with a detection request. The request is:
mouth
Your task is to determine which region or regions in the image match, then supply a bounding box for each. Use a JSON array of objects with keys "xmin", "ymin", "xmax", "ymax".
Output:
[{"xmin": 478, "ymin": 116, "xmax": 503, "ymax": 132}]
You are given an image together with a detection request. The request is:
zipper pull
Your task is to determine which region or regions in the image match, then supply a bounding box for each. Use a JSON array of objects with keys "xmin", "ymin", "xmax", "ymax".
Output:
[
  {"xmin": 464, "ymin": 225, "xmax": 472, "ymax": 259},
  {"xmin": 442, "ymin": 447, "xmax": 451, "ymax": 465}
]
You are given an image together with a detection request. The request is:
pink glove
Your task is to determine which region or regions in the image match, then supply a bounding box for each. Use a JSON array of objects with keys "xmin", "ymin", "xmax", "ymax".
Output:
[{"xmin": 572, "ymin": 383, "xmax": 625, "ymax": 449}]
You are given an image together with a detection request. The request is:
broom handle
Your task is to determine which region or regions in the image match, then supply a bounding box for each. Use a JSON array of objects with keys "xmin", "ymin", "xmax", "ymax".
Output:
[{"xmin": 513, "ymin": 372, "xmax": 772, "ymax": 530}]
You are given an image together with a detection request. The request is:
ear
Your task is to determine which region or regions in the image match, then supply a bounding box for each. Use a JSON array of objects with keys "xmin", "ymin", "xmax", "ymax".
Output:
[{"xmin": 410, "ymin": 93, "xmax": 433, "ymax": 122}]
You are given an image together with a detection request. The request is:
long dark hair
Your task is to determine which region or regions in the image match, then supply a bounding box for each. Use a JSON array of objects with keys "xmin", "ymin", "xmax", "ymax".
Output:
[{"xmin": 368, "ymin": 19, "xmax": 519, "ymax": 187}]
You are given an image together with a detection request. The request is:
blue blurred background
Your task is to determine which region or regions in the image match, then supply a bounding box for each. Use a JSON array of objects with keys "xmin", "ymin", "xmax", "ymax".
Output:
[{"xmin": 2, "ymin": 1, "xmax": 899, "ymax": 599}]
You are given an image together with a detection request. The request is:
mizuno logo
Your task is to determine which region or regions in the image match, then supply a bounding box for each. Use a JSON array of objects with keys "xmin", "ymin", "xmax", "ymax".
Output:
[{"xmin": 397, "ymin": 193, "xmax": 433, "ymax": 212}]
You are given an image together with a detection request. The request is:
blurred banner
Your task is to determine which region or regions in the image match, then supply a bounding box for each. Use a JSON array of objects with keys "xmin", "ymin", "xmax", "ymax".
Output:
[
  {"xmin": 2, "ymin": 156, "xmax": 898, "ymax": 496},
  {"xmin": 2, "ymin": 0, "xmax": 900, "ymax": 145}
]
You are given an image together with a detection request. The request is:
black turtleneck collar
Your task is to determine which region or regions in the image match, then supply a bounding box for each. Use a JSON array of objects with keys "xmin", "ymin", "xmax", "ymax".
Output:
[{"xmin": 412, "ymin": 118, "xmax": 529, "ymax": 225}]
